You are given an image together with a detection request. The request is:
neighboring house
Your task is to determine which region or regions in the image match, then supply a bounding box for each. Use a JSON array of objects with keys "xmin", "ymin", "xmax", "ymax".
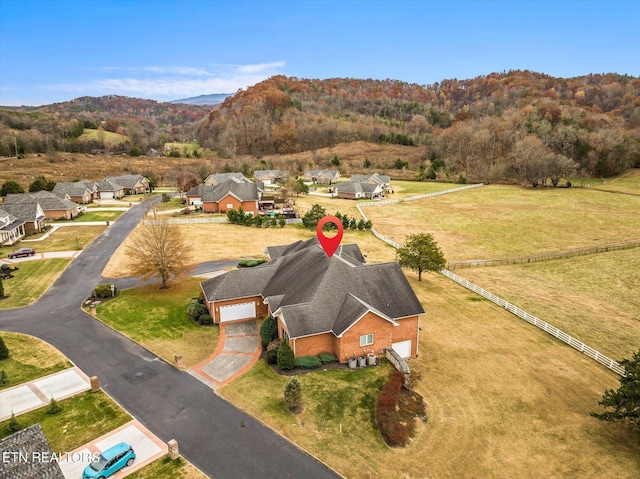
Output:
[
  {"xmin": 0, "ymin": 424, "xmax": 65, "ymax": 479},
  {"xmin": 204, "ymin": 172, "xmax": 251, "ymax": 186},
  {"xmin": 254, "ymin": 169, "xmax": 290, "ymax": 186},
  {"xmin": 104, "ymin": 174, "xmax": 150, "ymax": 195},
  {"xmin": 334, "ymin": 181, "xmax": 383, "ymax": 200},
  {"xmin": 201, "ymin": 238, "xmax": 424, "ymax": 362},
  {"xmin": 201, "ymin": 180, "xmax": 260, "ymax": 214},
  {"xmin": 302, "ymin": 169, "xmax": 341, "ymax": 185},
  {"xmin": 96, "ymin": 178, "xmax": 126, "ymax": 199},
  {"xmin": 0, "ymin": 207, "xmax": 26, "ymax": 245},
  {"xmin": 185, "ymin": 184, "xmax": 206, "ymax": 206},
  {"xmin": 0, "ymin": 202, "xmax": 45, "ymax": 234},
  {"xmin": 350, "ymin": 173, "xmax": 391, "ymax": 191},
  {"xmin": 52, "ymin": 181, "xmax": 94, "ymax": 204},
  {"xmin": 4, "ymin": 191, "xmax": 78, "ymax": 220}
]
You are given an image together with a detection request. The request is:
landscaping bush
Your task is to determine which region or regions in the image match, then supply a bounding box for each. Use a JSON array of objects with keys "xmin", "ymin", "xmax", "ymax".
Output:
[
  {"xmin": 284, "ymin": 378, "xmax": 302, "ymax": 413},
  {"xmin": 260, "ymin": 316, "xmax": 278, "ymax": 348},
  {"xmin": 0, "ymin": 336, "xmax": 9, "ymax": 360},
  {"xmin": 8, "ymin": 412, "xmax": 22, "ymax": 433},
  {"xmin": 187, "ymin": 298, "xmax": 208, "ymax": 320},
  {"xmin": 375, "ymin": 370, "xmax": 406, "ymax": 447},
  {"xmin": 277, "ymin": 341, "xmax": 295, "ymax": 370},
  {"xmin": 294, "ymin": 356, "xmax": 322, "ymax": 369},
  {"xmin": 94, "ymin": 284, "xmax": 116, "ymax": 298},
  {"xmin": 266, "ymin": 349, "xmax": 278, "ymax": 365},
  {"xmin": 199, "ymin": 314, "xmax": 212, "ymax": 325},
  {"xmin": 47, "ymin": 397, "xmax": 62, "ymax": 415},
  {"xmin": 318, "ymin": 353, "xmax": 337, "ymax": 364}
]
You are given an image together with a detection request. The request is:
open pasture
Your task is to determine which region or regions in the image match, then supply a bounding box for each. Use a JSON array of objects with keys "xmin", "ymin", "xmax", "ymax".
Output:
[
  {"xmin": 458, "ymin": 248, "xmax": 640, "ymax": 360},
  {"xmin": 364, "ymin": 184, "xmax": 640, "ymax": 262}
]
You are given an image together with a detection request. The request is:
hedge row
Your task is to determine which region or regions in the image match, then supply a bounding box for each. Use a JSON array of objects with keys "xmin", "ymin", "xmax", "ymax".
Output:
[{"xmin": 375, "ymin": 370, "xmax": 406, "ymax": 447}]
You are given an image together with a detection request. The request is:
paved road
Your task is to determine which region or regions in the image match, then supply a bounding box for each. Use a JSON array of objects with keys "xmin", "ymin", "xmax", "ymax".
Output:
[{"xmin": 0, "ymin": 199, "xmax": 339, "ymax": 479}]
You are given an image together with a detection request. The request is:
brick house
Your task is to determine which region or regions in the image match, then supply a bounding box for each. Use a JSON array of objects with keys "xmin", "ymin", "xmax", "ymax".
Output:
[
  {"xmin": 254, "ymin": 169, "xmax": 290, "ymax": 185},
  {"xmin": 0, "ymin": 202, "xmax": 45, "ymax": 234},
  {"xmin": 350, "ymin": 173, "xmax": 391, "ymax": 191},
  {"xmin": 4, "ymin": 191, "xmax": 78, "ymax": 220},
  {"xmin": 204, "ymin": 172, "xmax": 251, "ymax": 186},
  {"xmin": 201, "ymin": 238, "xmax": 424, "ymax": 361},
  {"xmin": 52, "ymin": 181, "xmax": 96, "ymax": 204},
  {"xmin": 104, "ymin": 174, "xmax": 150, "ymax": 195},
  {"xmin": 187, "ymin": 180, "xmax": 260, "ymax": 214},
  {"xmin": 303, "ymin": 169, "xmax": 341, "ymax": 185},
  {"xmin": 0, "ymin": 208, "xmax": 26, "ymax": 245}
]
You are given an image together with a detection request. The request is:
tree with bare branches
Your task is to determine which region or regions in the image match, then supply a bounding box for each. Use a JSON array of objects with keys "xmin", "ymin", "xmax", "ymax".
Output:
[{"xmin": 126, "ymin": 212, "xmax": 193, "ymax": 289}]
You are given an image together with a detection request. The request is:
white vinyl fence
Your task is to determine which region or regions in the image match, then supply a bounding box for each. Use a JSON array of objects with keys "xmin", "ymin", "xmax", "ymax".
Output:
[
  {"xmin": 440, "ymin": 269, "xmax": 626, "ymax": 376},
  {"xmin": 355, "ymin": 182, "xmax": 626, "ymax": 377}
]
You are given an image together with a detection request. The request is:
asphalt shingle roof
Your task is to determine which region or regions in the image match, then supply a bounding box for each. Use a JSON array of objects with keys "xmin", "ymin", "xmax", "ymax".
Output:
[
  {"xmin": 4, "ymin": 192, "xmax": 76, "ymax": 212},
  {"xmin": 0, "ymin": 202, "xmax": 44, "ymax": 223},
  {"xmin": 0, "ymin": 424, "xmax": 65, "ymax": 479},
  {"xmin": 203, "ymin": 238, "xmax": 424, "ymax": 339},
  {"xmin": 52, "ymin": 182, "xmax": 92, "ymax": 197}
]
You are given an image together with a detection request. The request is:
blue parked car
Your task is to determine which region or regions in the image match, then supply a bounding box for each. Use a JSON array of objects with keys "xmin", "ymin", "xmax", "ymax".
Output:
[{"xmin": 82, "ymin": 442, "xmax": 136, "ymax": 478}]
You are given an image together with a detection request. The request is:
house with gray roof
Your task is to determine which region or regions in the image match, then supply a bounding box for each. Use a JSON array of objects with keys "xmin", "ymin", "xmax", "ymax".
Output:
[
  {"xmin": 333, "ymin": 181, "xmax": 383, "ymax": 200},
  {"xmin": 186, "ymin": 179, "xmax": 260, "ymax": 214},
  {"xmin": 302, "ymin": 169, "xmax": 341, "ymax": 185},
  {"xmin": 350, "ymin": 173, "xmax": 391, "ymax": 191},
  {"xmin": 201, "ymin": 238, "xmax": 424, "ymax": 361},
  {"xmin": 0, "ymin": 208, "xmax": 26, "ymax": 245},
  {"xmin": 253, "ymin": 169, "xmax": 290, "ymax": 185},
  {"xmin": 96, "ymin": 179, "xmax": 125, "ymax": 199},
  {"xmin": 204, "ymin": 172, "xmax": 251, "ymax": 186},
  {"xmin": 0, "ymin": 424, "xmax": 65, "ymax": 479},
  {"xmin": 52, "ymin": 181, "xmax": 95, "ymax": 204},
  {"xmin": 103, "ymin": 175, "xmax": 150, "ymax": 195},
  {"xmin": 0, "ymin": 202, "xmax": 45, "ymax": 234},
  {"xmin": 4, "ymin": 191, "xmax": 78, "ymax": 220}
]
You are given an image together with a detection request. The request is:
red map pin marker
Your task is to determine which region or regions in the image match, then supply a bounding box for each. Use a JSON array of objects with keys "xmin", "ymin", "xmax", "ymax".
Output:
[{"xmin": 316, "ymin": 216, "xmax": 344, "ymax": 258}]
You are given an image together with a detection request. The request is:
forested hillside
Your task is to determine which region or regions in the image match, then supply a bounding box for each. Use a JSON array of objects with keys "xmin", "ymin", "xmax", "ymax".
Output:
[
  {"xmin": 2, "ymin": 71, "xmax": 639, "ymax": 185},
  {"xmin": 197, "ymin": 71, "xmax": 640, "ymax": 183},
  {"xmin": 0, "ymin": 96, "xmax": 209, "ymax": 156}
]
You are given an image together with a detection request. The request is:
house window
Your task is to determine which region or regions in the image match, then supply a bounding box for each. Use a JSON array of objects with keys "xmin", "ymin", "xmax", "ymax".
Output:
[
  {"xmin": 360, "ymin": 334, "xmax": 374, "ymax": 347},
  {"xmin": 227, "ymin": 203, "xmax": 233, "ymax": 209}
]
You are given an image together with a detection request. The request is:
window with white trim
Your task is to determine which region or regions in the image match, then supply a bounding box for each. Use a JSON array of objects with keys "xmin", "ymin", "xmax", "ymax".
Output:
[
  {"xmin": 227, "ymin": 203, "xmax": 234, "ymax": 209},
  {"xmin": 359, "ymin": 333, "xmax": 374, "ymax": 347}
]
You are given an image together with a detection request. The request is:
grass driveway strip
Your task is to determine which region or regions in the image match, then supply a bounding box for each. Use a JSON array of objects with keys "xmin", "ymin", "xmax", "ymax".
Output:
[
  {"xmin": 95, "ymin": 278, "xmax": 219, "ymax": 369},
  {"xmin": 0, "ymin": 258, "xmax": 72, "ymax": 309},
  {"xmin": 128, "ymin": 455, "xmax": 208, "ymax": 479}
]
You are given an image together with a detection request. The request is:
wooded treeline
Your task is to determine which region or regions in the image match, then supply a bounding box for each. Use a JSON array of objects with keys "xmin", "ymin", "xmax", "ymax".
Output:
[
  {"xmin": 0, "ymin": 95, "xmax": 207, "ymax": 156},
  {"xmin": 197, "ymin": 71, "xmax": 640, "ymax": 183}
]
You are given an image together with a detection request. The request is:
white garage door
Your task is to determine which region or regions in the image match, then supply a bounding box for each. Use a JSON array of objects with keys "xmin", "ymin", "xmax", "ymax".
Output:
[
  {"xmin": 219, "ymin": 302, "xmax": 256, "ymax": 322},
  {"xmin": 392, "ymin": 340, "xmax": 412, "ymax": 359},
  {"xmin": 101, "ymin": 191, "xmax": 114, "ymax": 199}
]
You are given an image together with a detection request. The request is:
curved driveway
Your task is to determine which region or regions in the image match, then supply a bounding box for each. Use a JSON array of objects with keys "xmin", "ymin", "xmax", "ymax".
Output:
[{"xmin": 0, "ymin": 200, "xmax": 339, "ymax": 479}]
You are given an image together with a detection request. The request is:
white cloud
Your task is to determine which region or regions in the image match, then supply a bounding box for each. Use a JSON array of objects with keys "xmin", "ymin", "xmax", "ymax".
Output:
[{"xmin": 47, "ymin": 61, "xmax": 287, "ymax": 100}]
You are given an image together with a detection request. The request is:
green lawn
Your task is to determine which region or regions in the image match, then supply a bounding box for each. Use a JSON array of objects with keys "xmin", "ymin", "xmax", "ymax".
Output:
[
  {"xmin": 0, "ymin": 391, "xmax": 131, "ymax": 451},
  {"xmin": 128, "ymin": 456, "xmax": 207, "ymax": 479},
  {"xmin": 75, "ymin": 211, "xmax": 123, "ymax": 222},
  {"xmin": 0, "ymin": 332, "xmax": 71, "ymax": 389},
  {"xmin": 15, "ymin": 225, "xmax": 105, "ymax": 252},
  {"xmin": 95, "ymin": 279, "xmax": 219, "ymax": 368},
  {"xmin": 0, "ymin": 259, "xmax": 71, "ymax": 309}
]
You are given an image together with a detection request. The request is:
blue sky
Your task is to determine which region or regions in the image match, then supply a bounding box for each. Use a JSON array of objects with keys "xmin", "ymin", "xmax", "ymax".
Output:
[{"xmin": 1, "ymin": 0, "xmax": 639, "ymax": 106}]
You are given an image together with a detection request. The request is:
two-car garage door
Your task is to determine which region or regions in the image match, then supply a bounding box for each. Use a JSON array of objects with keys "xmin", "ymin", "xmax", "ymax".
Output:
[{"xmin": 219, "ymin": 302, "xmax": 256, "ymax": 322}]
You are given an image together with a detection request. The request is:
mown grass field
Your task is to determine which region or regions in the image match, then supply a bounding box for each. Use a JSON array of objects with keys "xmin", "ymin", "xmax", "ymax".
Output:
[
  {"xmin": 95, "ymin": 279, "xmax": 218, "ymax": 368},
  {"xmin": 0, "ymin": 333, "xmax": 71, "ymax": 389},
  {"xmin": 457, "ymin": 248, "xmax": 640, "ymax": 360},
  {"xmin": 12, "ymin": 225, "xmax": 106, "ymax": 252},
  {"xmin": 0, "ymin": 258, "xmax": 71, "ymax": 309},
  {"xmin": 0, "ymin": 390, "xmax": 131, "ymax": 451},
  {"xmin": 74, "ymin": 211, "xmax": 122, "ymax": 222},
  {"xmin": 365, "ymin": 184, "xmax": 640, "ymax": 262},
  {"xmin": 78, "ymin": 128, "xmax": 129, "ymax": 146},
  {"xmin": 128, "ymin": 456, "xmax": 207, "ymax": 479},
  {"xmin": 221, "ymin": 271, "xmax": 640, "ymax": 478}
]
